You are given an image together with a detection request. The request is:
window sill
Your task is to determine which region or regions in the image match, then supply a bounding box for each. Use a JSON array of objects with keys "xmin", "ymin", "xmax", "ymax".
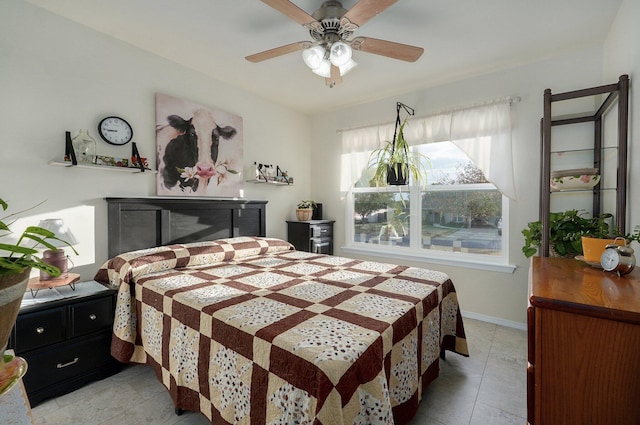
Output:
[{"xmin": 341, "ymin": 245, "xmax": 517, "ymax": 274}]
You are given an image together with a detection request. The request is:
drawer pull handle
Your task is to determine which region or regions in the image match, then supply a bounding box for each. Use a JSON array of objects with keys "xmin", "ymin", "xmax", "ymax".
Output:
[
  {"xmin": 36, "ymin": 327, "xmax": 45, "ymax": 334},
  {"xmin": 57, "ymin": 358, "xmax": 79, "ymax": 369},
  {"xmin": 89, "ymin": 314, "xmax": 97, "ymax": 320}
]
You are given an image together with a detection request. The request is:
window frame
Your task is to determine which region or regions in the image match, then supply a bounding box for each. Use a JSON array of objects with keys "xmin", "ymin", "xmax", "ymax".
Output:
[{"xmin": 343, "ymin": 168, "xmax": 515, "ymax": 274}]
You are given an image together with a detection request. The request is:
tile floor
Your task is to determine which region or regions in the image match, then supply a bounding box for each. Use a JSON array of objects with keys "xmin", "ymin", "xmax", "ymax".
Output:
[{"xmin": 30, "ymin": 318, "xmax": 527, "ymax": 424}]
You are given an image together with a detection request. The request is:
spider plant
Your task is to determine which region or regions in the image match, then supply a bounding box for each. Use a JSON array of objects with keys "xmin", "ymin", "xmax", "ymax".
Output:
[{"xmin": 368, "ymin": 119, "xmax": 430, "ymax": 187}]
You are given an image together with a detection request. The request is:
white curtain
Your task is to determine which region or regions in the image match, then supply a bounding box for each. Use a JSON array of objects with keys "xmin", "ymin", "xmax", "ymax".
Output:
[{"xmin": 340, "ymin": 99, "xmax": 516, "ymax": 200}]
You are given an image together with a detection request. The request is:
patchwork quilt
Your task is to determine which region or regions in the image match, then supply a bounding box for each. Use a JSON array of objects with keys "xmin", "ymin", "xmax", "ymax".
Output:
[{"xmin": 95, "ymin": 237, "xmax": 468, "ymax": 425}]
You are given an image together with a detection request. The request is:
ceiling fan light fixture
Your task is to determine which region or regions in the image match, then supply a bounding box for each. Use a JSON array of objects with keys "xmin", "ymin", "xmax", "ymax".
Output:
[
  {"xmin": 339, "ymin": 59, "xmax": 357, "ymax": 76},
  {"xmin": 302, "ymin": 46, "xmax": 325, "ymax": 70},
  {"xmin": 329, "ymin": 41, "xmax": 352, "ymax": 67},
  {"xmin": 311, "ymin": 58, "xmax": 332, "ymax": 78}
]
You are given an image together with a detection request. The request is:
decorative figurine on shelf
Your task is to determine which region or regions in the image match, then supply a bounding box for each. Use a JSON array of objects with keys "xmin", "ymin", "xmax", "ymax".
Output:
[{"xmin": 71, "ymin": 129, "xmax": 97, "ymax": 164}]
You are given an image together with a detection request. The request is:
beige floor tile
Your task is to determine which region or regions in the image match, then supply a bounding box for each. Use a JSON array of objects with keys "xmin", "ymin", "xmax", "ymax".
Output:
[
  {"xmin": 476, "ymin": 358, "xmax": 527, "ymax": 418},
  {"xmin": 470, "ymin": 401, "xmax": 526, "ymax": 425}
]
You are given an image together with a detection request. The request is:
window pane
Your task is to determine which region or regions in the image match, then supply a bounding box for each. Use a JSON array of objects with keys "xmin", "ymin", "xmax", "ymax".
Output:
[
  {"xmin": 414, "ymin": 142, "xmax": 487, "ymax": 186},
  {"xmin": 353, "ymin": 192, "xmax": 410, "ymax": 246},
  {"xmin": 421, "ymin": 190, "xmax": 502, "ymax": 255}
]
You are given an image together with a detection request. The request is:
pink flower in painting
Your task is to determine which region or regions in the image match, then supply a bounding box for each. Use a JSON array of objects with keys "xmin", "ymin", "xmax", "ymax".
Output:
[{"xmin": 580, "ymin": 175, "xmax": 591, "ymax": 183}]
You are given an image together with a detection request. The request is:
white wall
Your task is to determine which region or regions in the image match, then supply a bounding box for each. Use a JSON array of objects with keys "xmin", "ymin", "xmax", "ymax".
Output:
[
  {"xmin": 0, "ymin": 0, "xmax": 312, "ymax": 280},
  {"xmin": 605, "ymin": 0, "xmax": 640, "ymax": 233},
  {"xmin": 311, "ymin": 46, "xmax": 609, "ymax": 326}
]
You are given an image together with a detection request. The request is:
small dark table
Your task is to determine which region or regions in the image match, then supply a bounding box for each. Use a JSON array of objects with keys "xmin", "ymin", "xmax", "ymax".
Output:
[{"xmin": 286, "ymin": 220, "xmax": 335, "ymax": 255}]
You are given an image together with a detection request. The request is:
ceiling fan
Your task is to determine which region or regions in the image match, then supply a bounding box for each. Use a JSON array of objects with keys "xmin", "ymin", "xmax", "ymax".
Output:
[{"xmin": 245, "ymin": 0, "xmax": 424, "ymax": 87}]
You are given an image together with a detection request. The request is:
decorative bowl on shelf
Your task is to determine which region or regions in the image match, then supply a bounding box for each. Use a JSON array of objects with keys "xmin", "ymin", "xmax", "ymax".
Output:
[
  {"xmin": 550, "ymin": 168, "xmax": 598, "ymax": 178},
  {"xmin": 550, "ymin": 168, "xmax": 600, "ymax": 191}
]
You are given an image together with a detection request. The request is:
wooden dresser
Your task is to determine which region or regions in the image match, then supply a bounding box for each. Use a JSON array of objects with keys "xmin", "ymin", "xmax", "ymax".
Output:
[{"xmin": 527, "ymin": 257, "xmax": 640, "ymax": 425}]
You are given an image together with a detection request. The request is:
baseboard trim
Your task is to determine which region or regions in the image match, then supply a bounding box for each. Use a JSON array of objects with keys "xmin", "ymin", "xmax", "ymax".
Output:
[{"xmin": 461, "ymin": 310, "xmax": 527, "ymax": 331}]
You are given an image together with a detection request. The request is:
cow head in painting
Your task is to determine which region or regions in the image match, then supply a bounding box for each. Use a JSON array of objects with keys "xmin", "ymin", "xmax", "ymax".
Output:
[{"xmin": 159, "ymin": 109, "xmax": 237, "ymax": 193}]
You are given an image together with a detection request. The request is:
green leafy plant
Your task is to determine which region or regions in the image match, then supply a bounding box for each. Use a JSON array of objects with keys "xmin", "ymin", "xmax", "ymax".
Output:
[
  {"xmin": 521, "ymin": 209, "xmax": 635, "ymax": 258},
  {"xmin": 368, "ymin": 119, "xmax": 430, "ymax": 187},
  {"xmin": 0, "ymin": 198, "xmax": 78, "ymax": 276},
  {"xmin": 297, "ymin": 200, "xmax": 317, "ymax": 209}
]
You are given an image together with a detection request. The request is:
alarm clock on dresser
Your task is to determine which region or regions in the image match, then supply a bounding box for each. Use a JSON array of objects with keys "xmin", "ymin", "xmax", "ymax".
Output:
[{"xmin": 600, "ymin": 242, "xmax": 636, "ymax": 275}]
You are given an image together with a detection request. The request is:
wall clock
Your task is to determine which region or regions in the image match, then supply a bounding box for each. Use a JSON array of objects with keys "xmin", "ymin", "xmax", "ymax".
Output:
[
  {"xmin": 600, "ymin": 243, "xmax": 635, "ymax": 275},
  {"xmin": 98, "ymin": 116, "xmax": 133, "ymax": 145}
]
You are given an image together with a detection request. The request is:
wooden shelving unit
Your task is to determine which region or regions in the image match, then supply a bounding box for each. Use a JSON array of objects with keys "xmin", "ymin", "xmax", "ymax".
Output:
[{"xmin": 539, "ymin": 74, "xmax": 629, "ymax": 257}]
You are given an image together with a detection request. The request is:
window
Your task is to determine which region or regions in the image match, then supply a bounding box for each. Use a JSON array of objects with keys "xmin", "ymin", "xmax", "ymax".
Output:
[
  {"xmin": 348, "ymin": 142, "xmax": 504, "ymax": 257},
  {"xmin": 341, "ymin": 99, "xmax": 515, "ymax": 270}
]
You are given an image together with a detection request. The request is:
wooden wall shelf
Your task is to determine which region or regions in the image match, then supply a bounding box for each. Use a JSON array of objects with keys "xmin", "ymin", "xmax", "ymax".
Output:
[{"xmin": 49, "ymin": 160, "xmax": 155, "ymax": 174}]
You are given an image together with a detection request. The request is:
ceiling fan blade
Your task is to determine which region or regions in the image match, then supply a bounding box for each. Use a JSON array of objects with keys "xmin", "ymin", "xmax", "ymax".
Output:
[
  {"xmin": 351, "ymin": 37, "xmax": 424, "ymax": 62},
  {"xmin": 325, "ymin": 65, "xmax": 342, "ymax": 88},
  {"xmin": 260, "ymin": 0, "xmax": 317, "ymax": 26},
  {"xmin": 342, "ymin": 0, "xmax": 398, "ymax": 27},
  {"xmin": 245, "ymin": 41, "xmax": 311, "ymax": 63}
]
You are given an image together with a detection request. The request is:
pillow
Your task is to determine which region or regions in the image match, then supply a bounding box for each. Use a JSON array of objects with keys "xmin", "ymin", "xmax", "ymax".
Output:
[{"xmin": 94, "ymin": 237, "xmax": 293, "ymax": 289}]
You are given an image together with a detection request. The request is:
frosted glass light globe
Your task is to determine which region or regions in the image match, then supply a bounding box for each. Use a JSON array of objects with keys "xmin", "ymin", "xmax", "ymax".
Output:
[
  {"xmin": 312, "ymin": 59, "xmax": 331, "ymax": 77},
  {"xmin": 302, "ymin": 46, "xmax": 325, "ymax": 69},
  {"xmin": 329, "ymin": 42, "xmax": 352, "ymax": 67}
]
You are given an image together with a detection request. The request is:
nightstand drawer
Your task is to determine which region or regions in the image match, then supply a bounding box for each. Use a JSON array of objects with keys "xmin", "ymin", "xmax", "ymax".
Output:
[
  {"xmin": 70, "ymin": 297, "xmax": 113, "ymax": 337},
  {"xmin": 310, "ymin": 224, "xmax": 332, "ymax": 238},
  {"xmin": 22, "ymin": 331, "xmax": 114, "ymax": 393},
  {"xmin": 14, "ymin": 307, "xmax": 65, "ymax": 352}
]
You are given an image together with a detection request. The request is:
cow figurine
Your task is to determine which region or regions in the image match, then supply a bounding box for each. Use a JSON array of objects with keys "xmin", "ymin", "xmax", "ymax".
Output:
[{"xmin": 158, "ymin": 109, "xmax": 237, "ymax": 193}]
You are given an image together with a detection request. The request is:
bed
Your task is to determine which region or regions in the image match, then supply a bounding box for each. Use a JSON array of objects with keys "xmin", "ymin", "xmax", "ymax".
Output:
[{"xmin": 95, "ymin": 198, "xmax": 468, "ymax": 425}]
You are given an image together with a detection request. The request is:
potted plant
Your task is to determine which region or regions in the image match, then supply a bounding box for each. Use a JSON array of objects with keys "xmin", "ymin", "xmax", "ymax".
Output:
[
  {"xmin": 368, "ymin": 118, "xmax": 430, "ymax": 187},
  {"xmin": 296, "ymin": 200, "xmax": 317, "ymax": 221},
  {"xmin": 521, "ymin": 209, "xmax": 637, "ymax": 259},
  {"xmin": 0, "ymin": 197, "xmax": 77, "ymax": 353}
]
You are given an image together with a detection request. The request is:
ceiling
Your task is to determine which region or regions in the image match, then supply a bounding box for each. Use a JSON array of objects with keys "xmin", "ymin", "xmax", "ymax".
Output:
[{"xmin": 25, "ymin": 0, "xmax": 622, "ymax": 115}]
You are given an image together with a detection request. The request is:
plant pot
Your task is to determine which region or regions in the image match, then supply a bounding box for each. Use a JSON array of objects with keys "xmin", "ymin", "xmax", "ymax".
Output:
[
  {"xmin": 0, "ymin": 268, "xmax": 30, "ymax": 353},
  {"xmin": 581, "ymin": 236, "xmax": 625, "ymax": 263},
  {"xmin": 386, "ymin": 163, "xmax": 407, "ymax": 185},
  {"xmin": 296, "ymin": 208, "xmax": 313, "ymax": 221}
]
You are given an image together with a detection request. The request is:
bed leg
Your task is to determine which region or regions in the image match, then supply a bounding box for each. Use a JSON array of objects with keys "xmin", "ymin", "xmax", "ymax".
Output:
[
  {"xmin": 440, "ymin": 348, "xmax": 446, "ymax": 360},
  {"xmin": 175, "ymin": 407, "xmax": 184, "ymax": 416}
]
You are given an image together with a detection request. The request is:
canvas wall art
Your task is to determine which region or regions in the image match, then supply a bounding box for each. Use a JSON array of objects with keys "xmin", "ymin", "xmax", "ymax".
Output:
[{"xmin": 156, "ymin": 93, "xmax": 243, "ymax": 197}]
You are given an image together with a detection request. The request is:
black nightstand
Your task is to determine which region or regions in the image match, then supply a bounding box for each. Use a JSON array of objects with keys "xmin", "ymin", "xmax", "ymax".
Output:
[
  {"xmin": 287, "ymin": 220, "xmax": 335, "ymax": 254},
  {"xmin": 8, "ymin": 281, "xmax": 123, "ymax": 406}
]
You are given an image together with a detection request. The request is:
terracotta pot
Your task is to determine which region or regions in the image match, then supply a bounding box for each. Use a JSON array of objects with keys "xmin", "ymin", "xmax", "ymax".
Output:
[
  {"xmin": 0, "ymin": 268, "xmax": 30, "ymax": 353},
  {"xmin": 296, "ymin": 208, "xmax": 313, "ymax": 221},
  {"xmin": 581, "ymin": 236, "xmax": 625, "ymax": 263}
]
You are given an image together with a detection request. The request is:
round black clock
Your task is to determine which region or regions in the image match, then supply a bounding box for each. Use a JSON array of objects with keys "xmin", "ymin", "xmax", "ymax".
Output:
[{"xmin": 98, "ymin": 116, "xmax": 133, "ymax": 145}]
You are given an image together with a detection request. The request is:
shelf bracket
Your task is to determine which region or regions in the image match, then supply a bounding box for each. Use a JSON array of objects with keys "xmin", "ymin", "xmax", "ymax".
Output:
[
  {"xmin": 65, "ymin": 131, "xmax": 78, "ymax": 166},
  {"xmin": 131, "ymin": 142, "xmax": 145, "ymax": 172},
  {"xmin": 276, "ymin": 165, "xmax": 292, "ymax": 185}
]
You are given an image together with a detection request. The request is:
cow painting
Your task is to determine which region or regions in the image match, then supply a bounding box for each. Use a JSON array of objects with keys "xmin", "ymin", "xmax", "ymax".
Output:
[{"xmin": 156, "ymin": 94, "xmax": 243, "ymax": 197}]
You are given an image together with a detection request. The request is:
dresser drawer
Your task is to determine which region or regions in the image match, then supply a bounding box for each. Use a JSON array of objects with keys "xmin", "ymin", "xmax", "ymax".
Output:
[
  {"xmin": 70, "ymin": 297, "xmax": 113, "ymax": 337},
  {"xmin": 310, "ymin": 224, "xmax": 332, "ymax": 238},
  {"xmin": 22, "ymin": 331, "xmax": 114, "ymax": 393},
  {"xmin": 14, "ymin": 307, "xmax": 66, "ymax": 352}
]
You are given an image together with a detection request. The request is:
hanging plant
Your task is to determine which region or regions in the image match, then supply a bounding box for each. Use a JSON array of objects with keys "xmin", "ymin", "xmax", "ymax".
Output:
[{"xmin": 368, "ymin": 102, "xmax": 430, "ymax": 188}]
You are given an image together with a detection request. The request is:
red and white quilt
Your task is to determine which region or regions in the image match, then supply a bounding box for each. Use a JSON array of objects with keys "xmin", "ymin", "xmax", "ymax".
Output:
[{"xmin": 95, "ymin": 237, "xmax": 468, "ymax": 425}]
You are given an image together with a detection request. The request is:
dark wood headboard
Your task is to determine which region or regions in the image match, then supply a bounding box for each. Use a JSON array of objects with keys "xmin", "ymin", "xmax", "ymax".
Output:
[{"xmin": 105, "ymin": 198, "xmax": 267, "ymax": 258}]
